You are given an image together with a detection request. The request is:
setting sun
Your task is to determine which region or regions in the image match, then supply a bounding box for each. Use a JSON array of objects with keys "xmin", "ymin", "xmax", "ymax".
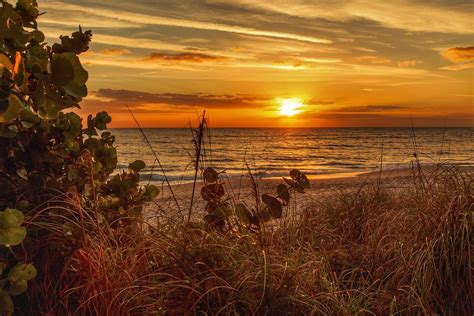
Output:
[{"xmin": 278, "ymin": 98, "xmax": 305, "ymax": 117}]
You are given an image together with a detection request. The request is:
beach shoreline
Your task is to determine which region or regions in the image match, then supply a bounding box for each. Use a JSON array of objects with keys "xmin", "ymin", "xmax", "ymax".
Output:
[{"xmin": 152, "ymin": 164, "xmax": 472, "ymax": 217}]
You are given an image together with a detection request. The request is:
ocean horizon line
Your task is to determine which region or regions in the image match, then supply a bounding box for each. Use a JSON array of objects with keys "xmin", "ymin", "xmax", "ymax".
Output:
[{"xmin": 109, "ymin": 126, "xmax": 474, "ymax": 129}]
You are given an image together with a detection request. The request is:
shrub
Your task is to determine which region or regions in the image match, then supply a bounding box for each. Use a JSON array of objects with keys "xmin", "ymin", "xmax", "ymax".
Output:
[{"xmin": 0, "ymin": 1, "xmax": 158, "ymax": 312}]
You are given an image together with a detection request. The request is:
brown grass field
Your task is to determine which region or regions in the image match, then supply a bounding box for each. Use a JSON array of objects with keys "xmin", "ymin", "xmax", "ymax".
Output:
[{"xmin": 18, "ymin": 163, "xmax": 473, "ymax": 315}]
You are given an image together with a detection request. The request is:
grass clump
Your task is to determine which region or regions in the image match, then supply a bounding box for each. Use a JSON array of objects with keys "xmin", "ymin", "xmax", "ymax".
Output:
[{"xmin": 20, "ymin": 165, "xmax": 472, "ymax": 315}]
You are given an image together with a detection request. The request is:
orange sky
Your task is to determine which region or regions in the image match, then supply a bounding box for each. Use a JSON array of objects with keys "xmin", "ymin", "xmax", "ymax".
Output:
[{"xmin": 40, "ymin": 0, "xmax": 473, "ymax": 127}]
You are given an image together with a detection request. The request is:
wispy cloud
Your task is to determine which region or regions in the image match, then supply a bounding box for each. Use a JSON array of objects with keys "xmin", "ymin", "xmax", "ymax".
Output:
[
  {"xmin": 142, "ymin": 52, "xmax": 227, "ymax": 63},
  {"xmin": 216, "ymin": 0, "xmax": 474, "ymax": 34},
  {"xmin": 91, "ymin": 89, "xmax": 271, "ymax": 109},
  {"xmin": 397, "ymin": 60, "xmax": 420, "ymax": 68},
  {"xmin": 334, "ymin": 105, "xmax": 406, "ymax": 112},
  {"xmin": 98, "ymin": 48, "xmax": 131, "ymax": 56},
  {"xmin": 40, "ymin": 2, "xmax": 332, "ymax": 44},
  {"xmin": 356, "ymin": 55, "xmax": 392, "ymax": 65},
  {"xmin": 441, "ymin": 46, "xmax": 474, "ymax": 62},
  {"xmin": 440, "ymin": 63, "xmax": 474, "ymax": 71}
]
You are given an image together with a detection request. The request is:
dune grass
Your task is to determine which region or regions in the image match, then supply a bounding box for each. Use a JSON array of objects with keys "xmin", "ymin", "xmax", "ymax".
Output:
[{"xmin": 19, "ymin": 164, "xmax": 472, "ymax": 315}]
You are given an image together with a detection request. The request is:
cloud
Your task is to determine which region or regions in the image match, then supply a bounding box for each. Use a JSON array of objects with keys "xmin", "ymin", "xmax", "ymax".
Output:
[
  {"xmin": 92, "ymin": 89, "xmax": 270, "ymax": 109},
  {"xmin": 356, "ymin": 55, "xmax": 392, "ymax": 65},
  {"xmin": 333, "ymin": 105, "xmax": 406, "ymax": 112},
  {"xmin": 306, "ymin": 99, "xmax": 334, "ymax": 105},
  {"xmin": 98, "ymin": 48, "xmax": 131, "ymax": 56},
  {"xmin": 440, "ymin": 63, "xmax": 474, "ymax": 71},
  {"xmin": 40, "ymin": 2, "xmax": 332, "ymax": 44},
  {"xmin": 301, "ymin": 110, "xmax": 474, "ymax": 127},
  {"xmin": 142, "ymin": 52, "xmax": 227, "ymax": 63},
  {"xmin": 215, "ymin": 0, "xmax": 474, "ymax": 34},
  {"xmin": 397, "ymin": 60, "xmax": 420, "ymax": 67},
  {"xmin": 441, "ymin": 46, "xmax": 474, "ymax": 62}
]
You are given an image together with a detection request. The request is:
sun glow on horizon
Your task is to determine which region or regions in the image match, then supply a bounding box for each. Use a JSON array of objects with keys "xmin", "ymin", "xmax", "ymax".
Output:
[{"xmin": 278, "ymin": 98, "xmax": 305, "ymax": 117}]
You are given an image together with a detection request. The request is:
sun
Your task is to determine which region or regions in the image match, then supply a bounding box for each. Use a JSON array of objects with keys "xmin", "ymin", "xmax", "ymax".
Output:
[{"xmin": 278, "ymin": 98, "xmax": 305, "ymax": 116}]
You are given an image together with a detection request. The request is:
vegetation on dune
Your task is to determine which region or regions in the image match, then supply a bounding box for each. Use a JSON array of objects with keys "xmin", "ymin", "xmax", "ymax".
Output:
[
  {"xmin": 0, "ymin": 1, "xmax": 158, "ymax": 314},
  {"xmin": 11, "ymin": 164, "xmax": 472, "ymax": 315},
  {"xmin": 0, "ymin": 1, "xmax": 472, "ymax": 315}
]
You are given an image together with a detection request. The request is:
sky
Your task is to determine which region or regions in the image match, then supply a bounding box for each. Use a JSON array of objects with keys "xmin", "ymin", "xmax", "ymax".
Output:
[{"xmin": 39, "ymin": 0, "xmax": 473, "ymax": 127}]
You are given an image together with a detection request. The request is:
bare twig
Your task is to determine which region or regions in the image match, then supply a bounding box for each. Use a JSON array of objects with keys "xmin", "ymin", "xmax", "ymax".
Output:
[
  {"xmin": 126, "ymin": 105, "xmax": 181, "ymax": 214},
  {"xmin": 188, "ymin": 111, "xmax": 206, "ymax": 224}
]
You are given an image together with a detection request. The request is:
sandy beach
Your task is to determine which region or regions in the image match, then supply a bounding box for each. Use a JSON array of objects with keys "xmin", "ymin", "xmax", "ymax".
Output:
[{"xmin": 151, "ymin": 164, "xmax": 473, "ymax": 220}]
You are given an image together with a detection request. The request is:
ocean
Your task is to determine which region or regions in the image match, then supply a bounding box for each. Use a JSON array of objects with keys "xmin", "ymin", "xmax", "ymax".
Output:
[{"xmin": 111, "ymin": 128, "xmax": 474, "ymax": 185}]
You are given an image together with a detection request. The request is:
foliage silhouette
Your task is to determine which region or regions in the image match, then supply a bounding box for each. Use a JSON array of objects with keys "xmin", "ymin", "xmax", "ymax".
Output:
[{"xmin": 0, "ymin": 0, "xmax": 158, "ymax": 312}]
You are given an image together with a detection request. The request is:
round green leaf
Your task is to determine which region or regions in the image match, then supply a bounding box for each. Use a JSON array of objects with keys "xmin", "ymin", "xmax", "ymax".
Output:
[
  {"xmin": 94, "ymin": 112, "xmax": 111, "ymax": 130},
  {"xmin": 7, "ymin": 279, "xmax": 27, "ymax": 296},
  {"xmin": 0, "ymin": 289, "xmax": 14, "ymax": 315},
  {"xmin": 201, "ymin": 183, "xmax": 225, "ymax": 201},
  {"xmin": 289, "ymin": 169, "xmax": 310, "ymax": 189},
  {"xmin": 8, "ymin": 263, "xmax": 37, "ymax": 283},
  {"xmin": 214, "ymin": 202, "xmax": 231, "ymax": 219},
  {"xmin": 262, "ymin": 194, "xmax": 282, "ymax": 218},
  {"xmin": 143, "ymin": 185, "xmax": 159, "ymax": 202},
  {"xmin": 0, "ymin": 208, "xmax": 27, "ymax": 246},
  {"xmin": 203, "ymin": 167, "xmax": 218, "ymax": 183},
  {"xmin": 129, "ymin": 160, "xmax": 146, "ymax": 172},
  {"xmin": 0, "ymin": 94, "xmax": 23, "ymax": 123},
  {"xmin": 28, "ymin": 30, "xmax": 44, "ymax": 43},
  {"xmin": 277, "ymin": 184, "xmax": 290, "ymax": 204},
  {"xmin": 51, "ymin": 53, "xmax": 75, "ymax": 86},
  {"xmin": 235, "ymin": 203, "xmax": 252, "ymax": 225}
]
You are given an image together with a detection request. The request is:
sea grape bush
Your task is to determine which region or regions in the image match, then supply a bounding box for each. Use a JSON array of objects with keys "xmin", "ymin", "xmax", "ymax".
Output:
[
  {"xmin": 201, "ymin": 167, "xmax": 310, "ymax": 230},
  {"xmin": 0, "ymin": 0, "xmax": 158, "ymax": 312},
  {"xmin": 0, "ymin": 208, "xmax": 36, "ymax": 315}
]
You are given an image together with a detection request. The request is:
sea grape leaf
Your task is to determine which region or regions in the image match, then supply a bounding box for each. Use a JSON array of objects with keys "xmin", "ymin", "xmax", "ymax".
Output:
[
  {"xmin": 7, "ymin": 279, "xmax": 27, "ymax": 296},
  {"xmin": 204, "ymin": 214, "xmax": 221, "ymax": 226},
  {"xmin": 51, "ymin": 53, "xmax": 75, "ymax": 86},
  {"xmin": 16, "ymin": 168, "xmax": 28, "ymax": 180},
  {"xmin": 129, "ymin": 160, "xmax": 146, "ymax": 172},
  {"xmin": 0, "ymin": 208, "xmax": 27, "ymax": 246},
  {"xmin": 143, "ymin": 185, "xmax": 159, "ymax": 202},
  {"xmin": 95, "ymin": 112, "xmax": 111, "ymax": 130},
  {"xmin": 64, "ymin": 80, "xmax": 87, "ymax": 99},
  {"xmin": 8, "ymin": 263, "xmax": 37, "ymax": 286},
  {"xmin": 235, "ymin": 203, "xmax": 252, "ymax": 225},
  {"xmin": 201, "ymin": 183, "xmax": 224, "ymax": 201},
  {"xmin": 63, "ymin": 53, "xmax": 88, "ymax": 98},
  {"xmin": 283, "ymin": 177, "xmax": 295, "ymax": 187},
  {"xmin": 0, "ymin": 289, "xmax": 14, "ymax": 315},
  {"xmin": 203, "ymin": 167, "xmax": 218, "ymax": 183},
  {"xmin": 0, "ymin": 125, "xmax": 18, "ymax": 138},
  {"xmin": 20, "ymin": 109, "xmax": 40, "ymax": 125},
  {"xmin": 92, "ymin": 161, "xmax": 102, "ymax": 174},
  {"xmin": 98, "ymin": 195, "xmax": 122, "ymax": 209},
  {"xmin": 0, "ymin": 2, "xmax": 29, "ymax": 48},
  {"xmin": 214, "ymin": 202, "xmax": 231, "ymax": 219},
  {"xmin": 51, "ymin": 52, "xmax": 88, "ymax": 98},
  {"xmin": 27, "ymin": 44, "xmax": 48, "ymax": 73},
  {"xmin": 260, "ymin": 205, "xmax": 272, "ymax": 222},
  {"xmin": 289, "ymin": 169, "xmax": 310, "ymax": 189},
  {"xmin": 0, "ymin": 53, "xmax": 13, "ymax": 72},
  {"xmin": 52, "ymin": 27, "xmax": 92, "ymax": 54},
  {"xmin": 15, "ymin": 0, "xmax": 39, "ymax": 29},
  {"xmin": 277, "ymin": 184, "xmax": 290, "ymax": 204},
  {"xmin": 0, "ymin": 94, "xmax": 23, "ymax": 123},
  {"xmin": 262, "ymin": 194, "xmax": 282, "ymax": 218},
  {"xmin": 101, "ymin": 131, "xmax": 115, "ymax": 146},
  {"xmin": 28, "ymin": 30, "xmax": 44, "ymax": 43}
]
